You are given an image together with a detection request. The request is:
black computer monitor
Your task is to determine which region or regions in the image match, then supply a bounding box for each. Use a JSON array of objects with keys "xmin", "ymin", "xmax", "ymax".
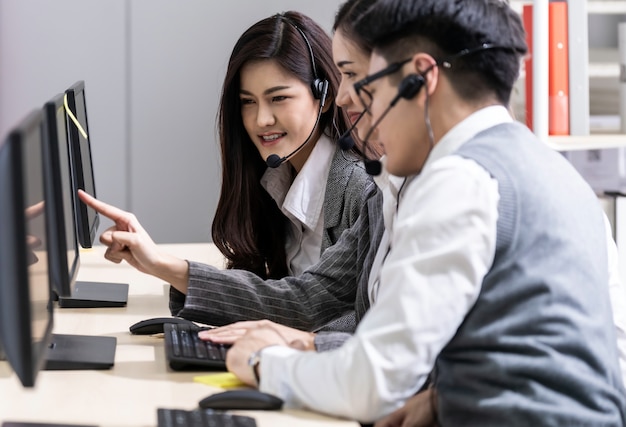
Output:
[
  {"xmin": 0, "ymin": 108, "xmax": 117, "ymax": 376},
  {"xmin": 65, "ymin": 80, "xmax": 99, "ymax": 249},
  {"xmin": 43, "ymin": 92, "xmax": 128, "ymax": 308},
  {"xmin": 0, "ymin": 109, "xmax": 54, "ymax": 387},
  {"xmin": 43, "ymin": 93, "xmax": 81, "ymax": 298}
]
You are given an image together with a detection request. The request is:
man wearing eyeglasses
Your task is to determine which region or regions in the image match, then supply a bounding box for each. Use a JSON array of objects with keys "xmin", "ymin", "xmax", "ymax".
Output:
[{"xmin": 225, "ymin": 0, "xmax": 626, "ymax": 425}]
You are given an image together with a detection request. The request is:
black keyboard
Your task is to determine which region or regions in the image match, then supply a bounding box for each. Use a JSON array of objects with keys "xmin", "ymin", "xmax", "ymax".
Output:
[
  {"xmin": 164, "ymin": 322, "xmax": 230, "ymax": 371},
  {"xmin": 157, "ymin": 408, "xmax": 256, "ymax": 427}
]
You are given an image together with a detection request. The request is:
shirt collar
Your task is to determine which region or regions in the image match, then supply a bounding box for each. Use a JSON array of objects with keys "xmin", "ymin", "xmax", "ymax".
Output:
[
  {"xmin": 373, "ymin": 157, "xmax": 405, "ymax": 199},
  {"xmin": 373, "ymin": 157, "xmax": 406, "ymax": 231},
  {"xmin": 261, "ymin": 135, "xmax": 335, "ymax": 230},
  {"xmin": 423, "ymin": 105, "xmax": 513, "ymax": 169}
]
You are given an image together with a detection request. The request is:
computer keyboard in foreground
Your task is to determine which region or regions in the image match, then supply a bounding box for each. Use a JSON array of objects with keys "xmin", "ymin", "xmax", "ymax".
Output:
[
  {"xmin": 164, "ymin": 322, "xmax": 230, "ymax": 370},
  {"xmin": 157, "ymin": 408, "xmax": 257, "ymax": 427}
]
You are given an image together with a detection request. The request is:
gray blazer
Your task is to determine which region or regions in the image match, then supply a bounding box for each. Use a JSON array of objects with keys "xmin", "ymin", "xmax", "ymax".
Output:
[
  {"xmin": 169, "ymin": 180, "xmax": 385, "ymax": 352},
  {"xmin": 321, "ymin": 146, "xmax": 372, "ymax": 252}
]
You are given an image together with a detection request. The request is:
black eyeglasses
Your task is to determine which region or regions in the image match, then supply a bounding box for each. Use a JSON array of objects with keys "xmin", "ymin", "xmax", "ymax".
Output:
[
  {"xmin": 353, "ymin": 57, "xmax": 412, "ymax": 115},
  {"xmin": 353, "ymin": 43, "xmax": 515, "ymax": 115}
]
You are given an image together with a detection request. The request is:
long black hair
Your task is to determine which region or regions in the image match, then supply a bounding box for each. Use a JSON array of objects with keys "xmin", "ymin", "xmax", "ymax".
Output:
[{"xmin": 212, "ymin": 11, "xmax": 350, "ymax": 279}]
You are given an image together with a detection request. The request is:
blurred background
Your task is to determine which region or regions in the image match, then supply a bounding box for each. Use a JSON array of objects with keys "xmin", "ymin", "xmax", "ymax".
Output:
[
  {"xmin": 0, "ymin": 0, "xmax": 344, "ymax": 243},
  {"xmin": 1, "ymin": 1, "xmax": 623, "ymax": 243}
]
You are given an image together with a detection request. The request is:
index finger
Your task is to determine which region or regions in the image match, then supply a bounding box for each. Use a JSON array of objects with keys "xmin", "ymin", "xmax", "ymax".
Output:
[
  {"xmin": 199, "ymin": 321, "xmax": 253, "ymax": 336},
  {"xmin": 77, "ymin": 189, "xmax": 130, "ymax": 223},
  {"xmin": 25, "ymin": 201, "xmax": 45, "ymax": 219}
]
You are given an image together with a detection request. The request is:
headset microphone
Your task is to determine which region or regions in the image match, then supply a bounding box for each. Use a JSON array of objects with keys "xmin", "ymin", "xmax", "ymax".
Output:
[
  {"xmin": 364, "ymin": 159, "xmax": 382, "ymax": 176},
  {"xmin": 337, "ymin": 111, "xmax": 366, "ymax": 151},
  {"xmin": 265, "ymin": 98, "xmax": 325, "ymax": 168},
  {"xmin": 360, "ymin": 73, "xmax": 426, "ymax": 176},
  {"xmin": 265, "ymin": 154, "xmax": 285, "ymax": 169},
  {"xmin": 359, "ymin": 103, "xmax": 393, "ymax": 176},
  {"xmin": 265, "ymin": 14, "xmax": 330, "ymax": 168}
]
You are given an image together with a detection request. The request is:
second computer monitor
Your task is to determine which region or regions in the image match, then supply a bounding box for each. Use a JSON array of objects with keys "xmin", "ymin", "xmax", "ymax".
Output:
[
  {"xmin": 44, "ymin": 91, "xmax": 129, "ymax": 308},
  {"xmin": 65, "ymin": 80, "xmax": 99, "ymax": 249},
  {"xmin": 43, "ymin": 93, "xmax": 81, "ymax": 298}
]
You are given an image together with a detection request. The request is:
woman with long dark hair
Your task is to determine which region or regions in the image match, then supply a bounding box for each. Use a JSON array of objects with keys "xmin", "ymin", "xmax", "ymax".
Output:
[
  {"xmin": 76, "ymin": 4, "xmax": 383, "ymax": 334},
  {"xmin": 212, "ymin": 11, "xmax": 374, "ymax": 279}
]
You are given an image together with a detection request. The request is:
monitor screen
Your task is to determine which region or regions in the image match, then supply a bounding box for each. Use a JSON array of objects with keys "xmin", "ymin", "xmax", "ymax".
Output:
[
  {"xmin": 65, "ymin": 80, "xmax": 99, "ymax": 249},
  {"xmin": 43, "ymin": 93, "xmax": 81, "ymax": 298},
  {"xmin": 0, "ymin": 109, "xmax": 54, "ymax": 387}
]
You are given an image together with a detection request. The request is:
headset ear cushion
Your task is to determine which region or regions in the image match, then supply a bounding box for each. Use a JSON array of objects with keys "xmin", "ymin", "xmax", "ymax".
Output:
[
  {"xmin": 398, "ymin": 74, "xmax": 425, "ymax": 100},
  {"xmin": 311, "ymin": 79, "xmax": 322, "ymax": 99},
  {"xmin": 312, "ymin": 79, "xmax": 329, "ymax": 107},
  {"xmin": 311, "ymin": 79, "xmax": 324, "ymax": 98}
]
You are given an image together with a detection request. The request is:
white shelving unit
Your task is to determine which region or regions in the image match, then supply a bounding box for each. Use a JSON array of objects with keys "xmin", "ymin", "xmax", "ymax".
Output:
[
  {"xmin": 547, "ymin": 134, "xmax": 626, "ymax": 151},
  {"xmin": 511, "ymin": 0, "xmax": 626, "ymax": 151},
  {"xmin": 512, "ymin": 1, "xmax": 626, "ymax": 283},
  {"xmin": 588, "ymin": 1, "xmax": 626, "ymax": 15},
  {"xmin": 511, "ymin": 1, "xmax": 626, "ymax": 16}
]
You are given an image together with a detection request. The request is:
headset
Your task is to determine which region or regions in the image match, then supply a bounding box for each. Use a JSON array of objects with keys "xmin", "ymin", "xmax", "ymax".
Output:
[
  {"xmin": 287, "ymin": 19, "xmax": 330, "ymax": 104},
  {"xmin": 340, "ymin": 72, "xmax": 426, "ymax": 153},
  {"xmin": 356, "ymin": 43, "xmax": 517, "ymax": 175},
  {"xmin": 392, "ymin": 74, "xmax": 425, "ymax": 105},
  {"xmin": 358, "ymin": 71, "xmax": 428, "ymax": 175},
  {"xmin": 265, "ymin": 14, "xmax": 330, "ymax": 168}
]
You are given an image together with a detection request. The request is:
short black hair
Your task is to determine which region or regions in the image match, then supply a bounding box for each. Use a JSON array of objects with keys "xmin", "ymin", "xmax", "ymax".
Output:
[{"xmin": 354, "ymin": 0, "xmax": 528, "ymax": 105}]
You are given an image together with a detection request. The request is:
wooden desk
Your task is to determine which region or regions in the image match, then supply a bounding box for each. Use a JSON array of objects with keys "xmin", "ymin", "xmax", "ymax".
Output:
[{"xmin": 0, "ymin": 244, "xmax": 358, "ymax": 427}]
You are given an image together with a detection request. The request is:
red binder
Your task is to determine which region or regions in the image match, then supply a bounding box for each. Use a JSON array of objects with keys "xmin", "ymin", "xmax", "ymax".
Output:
[{"xmin": 523, "ymin": 2, "xmax": 569, "ymax": 135}]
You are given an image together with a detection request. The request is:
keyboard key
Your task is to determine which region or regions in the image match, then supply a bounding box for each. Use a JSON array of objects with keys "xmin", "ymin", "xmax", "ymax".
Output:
[
  {"xmin": 164, "ymin": 323, "xmax": 230, "ymax": 371},
  {"xmin": 194, "ymin": 340, "xmax": 208, "ymax": 359},
  {"xmin": 157, "ymin": 408, "xmax": 257, "ymax": 427}
]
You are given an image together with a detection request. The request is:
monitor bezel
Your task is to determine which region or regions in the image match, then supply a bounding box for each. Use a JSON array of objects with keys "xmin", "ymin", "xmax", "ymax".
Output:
[
  {"xmin": 43, "ymin": 93, "xmax": 81, "ymax": 298},
  {"xmin": 0, "ymin": 109, "xmax": 54, "ymax": 387},
  {"xmin": 65, "ymin": 80, "xmax": 99, "ymax": 249}
]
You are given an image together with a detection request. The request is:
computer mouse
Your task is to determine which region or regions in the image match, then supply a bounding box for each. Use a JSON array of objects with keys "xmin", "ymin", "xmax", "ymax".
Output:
[
  {"xmin": 129, "ymin": 316, "xmax": 199, "ymax": 335},
  {"xmin": 198, "ymin": 389, "xmax": 284, "ymax": 410}
]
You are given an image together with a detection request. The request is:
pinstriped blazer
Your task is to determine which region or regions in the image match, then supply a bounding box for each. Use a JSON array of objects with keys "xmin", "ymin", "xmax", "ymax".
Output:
[
  {"xmin": 321, "ymin": 145, "xmax": 372, "ymax": 253},
  {"xmin": 169, "ymin": 182, "xmax": 385, "ymax": 351}
]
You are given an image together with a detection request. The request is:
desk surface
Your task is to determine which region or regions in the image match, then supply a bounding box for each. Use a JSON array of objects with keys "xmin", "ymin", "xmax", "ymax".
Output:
[{"xmin": 0, "ymin": 243, "xmax": 358, "ymax": 427}]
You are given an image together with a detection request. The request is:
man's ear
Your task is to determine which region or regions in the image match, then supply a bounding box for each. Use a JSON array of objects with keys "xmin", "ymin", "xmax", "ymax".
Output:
[{"xmin": 410, "ymin": 53, "xmax": 439, "ymax": 98}]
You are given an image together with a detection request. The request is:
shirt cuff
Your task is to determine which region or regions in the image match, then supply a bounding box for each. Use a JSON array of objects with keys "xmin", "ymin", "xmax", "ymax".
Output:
[{"xmin": 258, "ymin": 345, "xmax": 301, "ymax": 404}]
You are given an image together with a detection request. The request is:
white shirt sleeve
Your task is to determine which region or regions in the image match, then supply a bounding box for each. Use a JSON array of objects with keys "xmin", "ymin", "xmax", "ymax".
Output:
[
  {"xmin": 259, "ymin": 156, "xmax": 499, "ymax": 422},
  {"xmin": 604, "ymin": 213, "xmax": 626, "ymax": 386}
]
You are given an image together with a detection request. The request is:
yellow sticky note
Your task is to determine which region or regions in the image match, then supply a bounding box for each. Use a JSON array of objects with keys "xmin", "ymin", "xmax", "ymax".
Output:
[{"xmin": 194, "ymin": 372, "xmax": 248, "ymax": 389}]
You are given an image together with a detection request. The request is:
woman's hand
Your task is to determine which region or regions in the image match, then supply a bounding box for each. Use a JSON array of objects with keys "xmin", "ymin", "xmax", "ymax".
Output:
[
  {"xmin": 77, "ymin": 190, "xmax": 189, "ymax": 292},
  {"xmin": 199, "ymin": 319, "xmax": 316, "ymax": 351}
]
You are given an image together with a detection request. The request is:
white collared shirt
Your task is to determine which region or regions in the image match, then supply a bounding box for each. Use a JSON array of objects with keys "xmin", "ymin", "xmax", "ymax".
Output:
[
  {"xmin": 258, "ymin": 106, "xmax": 626, "ymax": 421},
  {"xmin": 261, "ymin": 135, "xmax": 335, "ymax": 276},
  {"xmin": 367, "ymin": 161, "xmax": 405, "ymax": 304}
]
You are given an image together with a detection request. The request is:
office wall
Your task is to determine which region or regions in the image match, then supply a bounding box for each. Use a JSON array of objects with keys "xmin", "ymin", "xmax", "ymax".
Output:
[
  {"xmin": 0, "ymin": 0, "xmax": 342, "ymax": 243},
  {"xmin": 0, "ymin": 0, "xmax": 128, "ymax": 218}
]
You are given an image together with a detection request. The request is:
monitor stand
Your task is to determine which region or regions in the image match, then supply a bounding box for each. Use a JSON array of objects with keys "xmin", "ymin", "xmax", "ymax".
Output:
[
  {"xmin": 44, "ymin": 334, "xmax": 116, "ymax": 371},
  {"xmin": 57, "ymin": 280, "xmax": 129, "ymax": 308}
]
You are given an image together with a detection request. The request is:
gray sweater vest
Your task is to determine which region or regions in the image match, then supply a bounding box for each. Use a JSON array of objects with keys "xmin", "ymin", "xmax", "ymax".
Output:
[{"xmin": 435, "ymin": 122, "xmax": 626, "ymax": 426}]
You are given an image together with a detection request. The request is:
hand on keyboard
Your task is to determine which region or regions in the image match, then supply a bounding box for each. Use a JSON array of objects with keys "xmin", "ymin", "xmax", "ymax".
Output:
[{"xmin": 164, "ymin": 323, "xmax": 230, "ymax": 371}]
